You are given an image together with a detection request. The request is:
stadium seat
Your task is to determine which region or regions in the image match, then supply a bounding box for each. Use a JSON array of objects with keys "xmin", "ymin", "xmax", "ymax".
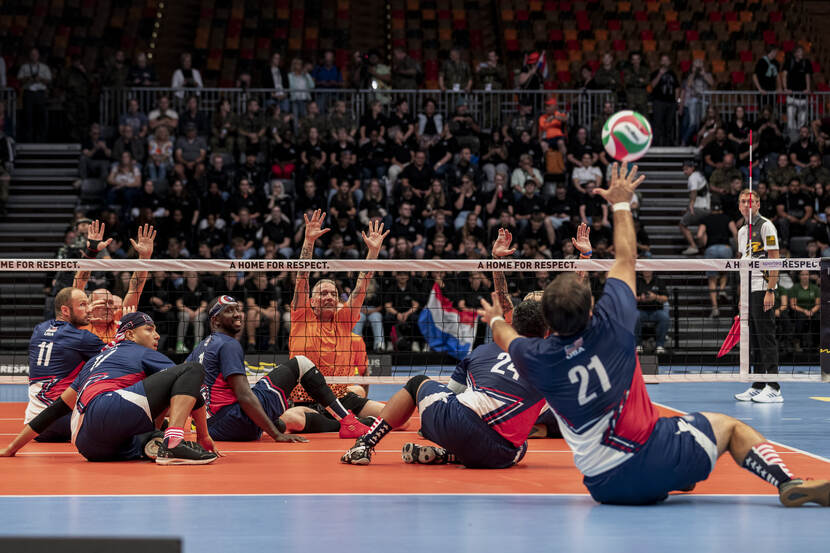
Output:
[{"xmin": 730, "ymin": 71, "xmax": 746, "ymax": 85}]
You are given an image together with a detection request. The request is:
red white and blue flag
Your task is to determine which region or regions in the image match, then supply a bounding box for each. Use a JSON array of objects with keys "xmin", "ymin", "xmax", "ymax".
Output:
[{"xmin": 417, "ymin": 283, "xmax": 478, "ymax": 360}]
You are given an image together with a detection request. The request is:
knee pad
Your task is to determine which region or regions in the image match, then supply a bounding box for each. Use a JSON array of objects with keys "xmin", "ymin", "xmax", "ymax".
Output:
[
  {"xmin": 294, "ymin": 355, "xmax": 316, "ymax": 376},
  {"xmin": 404, "ymin": 375, "xmax": 430, "ymax": 402}
]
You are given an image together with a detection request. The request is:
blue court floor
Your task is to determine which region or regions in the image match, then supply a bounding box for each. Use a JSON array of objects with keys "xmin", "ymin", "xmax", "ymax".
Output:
[{"xmin": 1, "ymin": 382, "xmax": 828, "ymax": 553}]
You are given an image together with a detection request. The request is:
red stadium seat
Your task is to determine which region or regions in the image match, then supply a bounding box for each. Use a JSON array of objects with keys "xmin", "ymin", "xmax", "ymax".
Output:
[
  {"xmin": 769, "ymin": 11, "xmax": 782, "ymax": 23},
  {"xmin": 556, "ymin": 70, "xmax": 572, "ymax": 83},
  {"xmin": 506, "ymin": 39, "xmax": 519, "ymax": 52},
  {"xmin": 667, "ymin": 20, "xmax": 680, "ymax": 31},
  {"xmin": 517, "ymin": 10, "xmax": 529, "ymax": 21},
  {"xmin": 549, "ymin": 29, "xmax": 563, "ymax": 41},
  {"xmin": 641, "ymin": 30, "xmax": 654, "ymax": 40},
  {"xmin": 709, "ymin": 12, "xmax": 721, "ymax": 21},
  {"xmin": 782, "ymin": 40, "xmax": 795, "ymax": 52},
  {"xmin": 612, "ymin": 39, "xmax": 626, "ymax": 51},
  {"xmin": 679, "ymin": 59, "xmax": 692, "ymax": 73},
  {"xmin": 634, "ymin": 11, "xmax": 647, "ymax": 21},
  {"xmin": 813, "ymin": 61, "xmax": 822, "ymax": 74},
  {"xmin": 724, "ymin": 11, "xmax": 737, "ymax": 21},
  {"xmin": 739, "ymin": 50, "xmax": 753, "ymax": 62},
  {"xmin": 553, "ymin": 49, "xmax": 568, "ymax": 60},
  {"xmin": 763, "ymin": 30, "xmax": 776, "ymax": 44},
  {"xmin": 566, "ymin": 39, "xmax": 580, "ymax": 51},
  {"xmin": 686, "ymin": 30, "xmax": 699, "ymax": 41},
  {"xmin": 731, "ymin": 71, "xmax": 746, "ymax": 85},
  {"xmin": 607, "ymin": 19, "xmax": 621, "ymax": 30}
]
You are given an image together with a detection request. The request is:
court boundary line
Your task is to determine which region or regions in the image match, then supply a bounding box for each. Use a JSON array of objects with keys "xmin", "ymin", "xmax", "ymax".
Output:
[
  {"xmin": 652, "ymin": 401, "xmax": 830, "ymax": 465},
  {"xmin": 0, "ymin": 493, "xmax": 781, "ymax": 498}
]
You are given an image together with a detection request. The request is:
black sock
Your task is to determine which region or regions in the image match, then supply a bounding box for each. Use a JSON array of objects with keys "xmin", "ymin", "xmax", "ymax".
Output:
[
  {"xmin": 301, "ymin": 412, "xmax": 340, "ymax": 433},
  {"xmin": 300, "ymin": 367, "xmax": 349, "ymax": 420},
  {"xmin": 751, "ymin": 382, "xmax": 766, "ymax": 390},
  {"xmin": 742, "ymin": 442, "xmax": 794, "ymax": 489},
  {"xmin": 767, "ymin": 382, "xmax": 780, "ymax": 391}
]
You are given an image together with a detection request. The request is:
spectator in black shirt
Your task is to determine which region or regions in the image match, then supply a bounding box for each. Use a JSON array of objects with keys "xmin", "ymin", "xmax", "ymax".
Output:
[
  {"xmin": 480, "ymin": 130, "xmax": 510, "ymax": 193},
  {"xmin": 299, "ymin": 127, "xmax": 326, "ymax": 170},
  {"xmin": 649, "ymin": 54, "xmax": 681, "ymax": 146},
  {"xmin": 452, "ymin": 174, "xmax": 483, "ymax": 229},
  {"xmin": 447, "ymin": 99, "xmax": 481, "ymax": 154},
  {"xmin": 112, "ymin": 124, "xmax": 146, "ymax": 165},
  {"xmin": 133, "ymin": 180, "xmax": 163, "ymax": 220},
  {"xmin": 244, "ymin": 272, "xmax": 279, "ymax": 353},
  {"xmin": 142, "ymin": 271, "xmax": 175, "ymax": 350},
  {"xmin": 588, "ymin": 217, "xmax": 613, "ymax": 248},
  {"xmin": 383, "ymin": 272, "xmax": 423, "ymax": 351},
  {"xmin": 508, "ymin": 129, "xmax": 543, "ymax": 168},
  {"xmin": 325, "ymin": 215, "xmax": 361, "ymax": 257},
  {"xmin": 360, "ymin": 178, "xmax": 389, "ymax": 227},
  {"xmin": 237, "ymin": 152, "xmax": 267, "ymax": 192},
  {"xmin": 566, "ymin": 126, "xmax": 598, "ymax": 168},
  {"xmin": 386, "ymin": 128, "xmax": 413, "ymax": 193},
  {"xmin": 198, "ymin": 213, "xmax": 228, "ymax": 255},
  {"xmin": 789, "ymin": 125, "xmax": 818, "ymax": 172},
  {"xmin": 425, "ymin": 210, "xmax": 455, "ymax": 246},
  {"xmin": 515, "ymin": 179, "xmax": 544, "ymax": 230},
  {"xmin": 323, "ymin": 233, "xmax": 357, "ymax": 259},
  {"xmin": 80, "ymin": 123, "xmax": 112, "ymax": 179},
  {"xmin": 394, "ymin": 181, "xmax": 425, "ymax": 219},
  {"xmin": 425, "ymin": 232, "xmax": 454, "ymax": 259},
  {"xmin": 517, "ymin": 208, "xmax": 556, "ymax": 257},
  {"xmin": 260, "ymin": 205, "xmax": 294, "ymax": 258},
  {"xmin": 484, "ymin": 172, "xmax": 514, "ymax": 230},
  {"xmin": 456, "ymin": 272, "xmax": 492, "ymax": 311},
  {"xmin": 228, "ymin": 179, "xmax": 264, "ymax": 222},
  {"xmin": 358, "ymin": 129, "xmax": 388, "ymax": 181},
  {"xmin": 755, "ymin": 106, "xmax": 786, "ymax": 165},
  {"xmin": 359, "ymin": 100, "xmax": 386, "ymax": 144},
  {"xmin": 200, "ymin": 181, "xmax": 228, "ymax": 227},
  {"xmin": 174, "ymin": 271, "xmax": 209, "ymax": 354},
  {"xmin": 294, "ymin": 178, "xmax": 327, "ymax": 225},
  {"xmin": 399, "ymin": 150, "xmax": 434, "ymax": 197},
  {"xmin": 179, "ymin": 96, "xmax": 210, "ymax": 138},
  {"xmin": 390, "ymin": 201, "xmax": 425, "ymax": 258},
  {"xmin": 776, "ymin": 177, "xmax": 815, "ymax": 246},
  {"xmin": 753, "ymin": 45, "xmax": 781, "ymax": 98},
  {"xmin": 446, "ymin": 146, "xmax": 483, "ymax": 190},
  {"xmin": 166, "ymin": 179, "xmax": 200, "ymax": 227},
  {"xmin": 266, "ymin": 179, "xmax": 294, "ymax": 222},
  {"xmin": 635, "ymin": 271, "xmax": 670, "ymax": 353},
  {"xmin": 719, "ymin": 176, "xmax": 744, "ymax": 222},
  {"xmin": 702, "ymin": 128, "xmax": 736, "ymax": 178},
  {"xmin": 547, "ymin": 184, "xmax": 578, "ymax": 232},
  {"xmin": 696, "ymin": 201, "xmax": 737, "ymax": 317},
  {"xmin": 579, "ymin": 181, "xmax": 609, "ymax": 226},
  {"xmin": 429, "ymin": 125, "xmax": 459, "ymax": 177},
  {"xmin": 328, "ymin": 180, "xmax": 357, "ymax": 220},
  {"xmin": 782, "ymin": 46, "xmax": 813, "ymax": 137},
  {"xmin": 160, "ymin": 208, "xmax": 193, "ymax": 251},
  {"xmin": 386, "ymin": 99, "xmax": 416, "ymax": 148},
  {"xmin": 204, "ymin": 154, "xmax": 233, "ymax": 194},
  {"xmin": 727, "ymin": 106, "xmax": 751, "ymax": 151},
  {"xmin": 228, "ymin": 207, "xmax": 260, "ymax": 255}
]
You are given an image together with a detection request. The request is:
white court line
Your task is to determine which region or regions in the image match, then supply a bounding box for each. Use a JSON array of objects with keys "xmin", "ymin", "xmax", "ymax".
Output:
[
  {"xmin": 15, "ymin": 449, "xmax": 574, "ymax": 456},
  {"xmin": 652, "ymin": 401, "xmax": 830, "ymax": 465},
  {"xmin": 0, "ymin": 492, "xmax": 780, "ymax": 498}
]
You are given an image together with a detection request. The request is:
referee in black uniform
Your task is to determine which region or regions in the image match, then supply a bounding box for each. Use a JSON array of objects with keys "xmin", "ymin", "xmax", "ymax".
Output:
[{"xmin": 734, "ymin": 189, "xmax": 782, "ymax": 403}]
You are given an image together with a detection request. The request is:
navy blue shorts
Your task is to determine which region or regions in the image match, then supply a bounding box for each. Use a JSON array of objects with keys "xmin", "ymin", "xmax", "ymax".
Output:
[
  {"xmin": 74, "ymin": 382, "xmax": 155, "ymax": 462},
  {"xmin": 417, "ymin": 380, "xmax": 528, "ymax": 469},
  {"xmin": 207, "ymin": 377, "xmax": 288, "ymax": 441},
  {"xmin": 583, "ymin": 412, "xmax": 718, "ymax": 505}
]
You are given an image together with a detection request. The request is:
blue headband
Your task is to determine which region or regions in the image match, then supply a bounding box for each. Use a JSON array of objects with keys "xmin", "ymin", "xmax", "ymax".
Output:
[{"xmin": 209, "ymin": 295, "xmax": 238, "ymax": 318}]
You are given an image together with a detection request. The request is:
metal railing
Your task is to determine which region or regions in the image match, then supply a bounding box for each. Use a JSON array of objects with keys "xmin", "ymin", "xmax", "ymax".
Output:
[
  {"xmin": 0, "ymin": 88, "xmax": 17, "ymax": 134},
  {"xmin": 99, "ymin": 87, "xmax": 615, "ymax": 134}
]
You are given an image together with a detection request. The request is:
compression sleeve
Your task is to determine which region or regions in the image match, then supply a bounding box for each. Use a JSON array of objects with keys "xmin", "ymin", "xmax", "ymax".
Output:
[{"xmin": 29, "ymin": 398, "xmax": 72, "ymax": 433}]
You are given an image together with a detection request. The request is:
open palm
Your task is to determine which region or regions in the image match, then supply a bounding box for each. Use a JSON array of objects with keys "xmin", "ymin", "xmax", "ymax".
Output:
[
  {"xmin": 492, "ymin": 228, "xmax": 516, "ymax": 258},
  {"xmin": 361, "ymin": 220, "xmax": 390, "ymax": 256},
  {"xmin": 571, "ymin": 223, "xmax": 591, "ymax": 254},
  {"xmin": 129, "ymin": 224, "xmax": 157, "ymax": 259},
  {"xmin": 86, "ymin": 220, "xmax": 113, "ymax": 252},
  {"xmin": 304, "ymin": 209, "xmax": 331, "ymax": 242}
]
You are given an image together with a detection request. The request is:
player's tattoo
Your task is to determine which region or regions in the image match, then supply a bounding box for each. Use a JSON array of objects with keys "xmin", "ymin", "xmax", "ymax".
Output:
[
  {"xmin": 291, "ymin": 239, "xmax": 314, "ymax": 310},
  {"xmin": 493, "ymin": 270, "xmax": 512, "ymax": 315}
]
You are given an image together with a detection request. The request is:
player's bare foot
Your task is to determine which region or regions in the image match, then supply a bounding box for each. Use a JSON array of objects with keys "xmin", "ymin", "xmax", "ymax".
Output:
[{"xmin": 779, "ymin": 479, "xmax": 830, "ymax": 507}]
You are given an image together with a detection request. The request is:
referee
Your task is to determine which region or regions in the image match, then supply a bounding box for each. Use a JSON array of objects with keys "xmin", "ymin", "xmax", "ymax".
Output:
[{"xmin": 735, "ymin": 189, "xmax": 782, "ymax": 403}]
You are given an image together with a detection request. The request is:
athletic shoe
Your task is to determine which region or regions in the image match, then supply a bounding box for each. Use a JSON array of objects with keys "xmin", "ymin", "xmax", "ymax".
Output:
[
  {"xmin": 709, "ymin": 308, "xmax": 720, "ymax": 318},
  {"xmin": 681, "ymin": 246, "xmax": 699, "ymax": 255},
  {"xmin": 779, "ymin": 478, "xmax": 830, "ymax": 507},
  {"xmin": 340, "ymin": 438, "xmax": 373, "ymax": 465},
  {"xmin": 155, "ymin": 441, "xmax": 218, "ymax": 465},
  {"xmin": 655, "ymin": 346, "xmax": 666, "ymax": 354},
  {"xmin": 734, "ymin": 386, "xmax": 764, "ymax": 402},
  {"xmin": 339, "ymin": 412, "xmax": 370, "ymax": 439},
  {"xmin": 402, "ymin": 442, "xmax": 454, "ymax": 465},
  {"xmin": 752, "ymin": 385, "xmax": 784, "ymax": 403},
  {"xmin": 636, "ymin": 345, "xmax": 643, "ymax": 353},
  {"xmin": 174, "ymin": 342, "xmax": 190, "ymax": 355},
  {"xmin": 142, "ymin": 431, "xmax": 164, "ymax": 460}
]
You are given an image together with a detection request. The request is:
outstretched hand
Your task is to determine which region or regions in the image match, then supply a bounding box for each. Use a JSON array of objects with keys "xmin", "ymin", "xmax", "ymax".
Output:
[
  {"xmin": 477, "ymin": 291, "xmax": 505, "ymax": 325},
  {"xmin": 304, "ymin": 209, "xmax": 331, "ymax": 243},
  {"xmin": 274, "ymin": 432, "xmax": 309, "ymax": 443},
  {"xmin": 492, "ymin": 228, "xmax": 517, "ymax": 258},
  {"xmin": 86, "ymin": 220, "xmax": 113, "ymax": 252},
  {"xmin": 595, "ymin": 163, "xmax": 645, "ymax": 206},
  {"xmin": 572, "ymin": 222, "xmax": 591, "ymax": 254},
  {"xmin": 130, "ymin": 224, "xmax": 157, "ymax": 259},
  {"xmin": 361, "ymin": 219, "xmax": 390, "ymax": 258}
]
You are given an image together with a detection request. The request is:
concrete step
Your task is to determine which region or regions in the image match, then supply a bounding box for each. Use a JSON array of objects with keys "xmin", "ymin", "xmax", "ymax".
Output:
[
  {"xmin": 14, "ymin": 157, "xmax": 79, "ymax": 167},
  {"xmin": 7, "ymin": 194, "xmax": 77, "ymax": 204},
  {"xmin": 0, "ymin": 222, "xmax": 71, "ymax": 232},
  {"xmin": 15, "ymin": 143, "xmax": 80, "ymax": 153},
  {"xmin": 10, "ymin": 175, "xmax": 77, "ymax": 184},
  {"xmin": 12, "ymin": 168, "xmax": 79, "ymax": 178},
  {"xmin": 0, "ymin": 242, "xmax": 62, "ymax": 254}
]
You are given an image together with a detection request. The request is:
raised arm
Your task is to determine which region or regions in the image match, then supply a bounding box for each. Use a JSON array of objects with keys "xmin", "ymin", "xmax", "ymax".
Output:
[
  {"xmin": 571, "ymin": 222, "xmax": 593, "ymax": 281},
  {"xmin": 478, "ymin": 291, "xmax": 519, "ymax": 352},
  {"xmin": 491, "ymin": 228, "xmax": 517, "ymax": 321},
  {"xmin": 123, "ymin": 224, "xmax": 156, "ymax": 311},
  {"xmin": 291, "ymin": 209, "xmax": 331, "ymax": 311},
  {"xmin": 344, "ymin": 220, "xmax": 390, "ymax": 317},
  {"xmin": 73, "ymin": 220, "xmax": 114, "ymax": 290},
  {"xmin": 596, "ymin": 163, "xmax": 645, "ymax": 295}
]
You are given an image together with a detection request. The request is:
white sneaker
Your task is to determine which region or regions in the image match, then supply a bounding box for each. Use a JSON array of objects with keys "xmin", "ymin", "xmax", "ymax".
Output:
[
  {"xmin": 752, "ymin": 384, "xmax": 784, "ymax": 403},
  {"xmin": 636, "ymin": 345, "xmax": 643, "ymax": 353},
  {"xmin": 681, "ymin": 246, "xmax": 700, "ymax": 255},
  {"xmin": 734, "ymin": 386, "xmax": 764, "ymax": 401},
  {"xmin": 655, "ymin": 346, "xmax": 666, "ymax": 354}
]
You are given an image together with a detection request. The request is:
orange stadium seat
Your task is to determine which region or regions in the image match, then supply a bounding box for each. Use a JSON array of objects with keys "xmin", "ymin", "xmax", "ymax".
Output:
[{"xmin": 595, "ymin": 29, "xmax": 608, "ymax": 40}]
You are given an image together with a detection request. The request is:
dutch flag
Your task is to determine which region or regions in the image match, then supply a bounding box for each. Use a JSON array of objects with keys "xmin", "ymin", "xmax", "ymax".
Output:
[{"xmin": 417, "ymin": 283, "xmax": 478, "ymax": 360}]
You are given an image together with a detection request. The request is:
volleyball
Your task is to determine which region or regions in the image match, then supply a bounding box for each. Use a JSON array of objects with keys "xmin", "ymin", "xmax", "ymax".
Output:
[{"xmin": 601, "ymin": 110, "xmax": 653, "ymax": 162}]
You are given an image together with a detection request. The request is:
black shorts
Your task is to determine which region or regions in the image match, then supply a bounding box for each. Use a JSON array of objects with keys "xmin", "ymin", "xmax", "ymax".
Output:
[{"xmin": 295, "ymin": 391, "xmax": 370, "ymax": 418}]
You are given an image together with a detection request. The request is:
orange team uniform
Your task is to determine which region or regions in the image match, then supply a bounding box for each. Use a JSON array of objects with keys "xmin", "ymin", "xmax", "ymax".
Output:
[
  {"xmin": 289, "ymin": 305, "xmax": 360, "ymax": 401},
  {"xmin": 78, "ymin": 322, "xmax": 118, "ymax": 344},
  {"xmin": 538, "ymin": 112, "xmax": 566, "ymax": 140},
  {"xmin": 350, "ymin": 333, "xmax": 368, "ymax": 377}
]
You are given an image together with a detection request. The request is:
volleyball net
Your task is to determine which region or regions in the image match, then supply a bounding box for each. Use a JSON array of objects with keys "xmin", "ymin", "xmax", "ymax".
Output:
[{"xmin": 0, "ymin": 257, "xmax": 828, "ymax": 384}]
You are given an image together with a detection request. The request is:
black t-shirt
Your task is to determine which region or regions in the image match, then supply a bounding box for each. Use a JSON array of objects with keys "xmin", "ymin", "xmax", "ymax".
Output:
[
  {"xmin": 777, "ymin": 191, "xmax": 811, "ymax": 218},
  {"xmin": 230, "ymin": 221, "xmax": 260, "ymax": 246},
  {"xmin": 387, "ymin": 142, "xmax": 412, "ymax": 165},
  {"xmin": 589, "ymin": 224, "xmax": 613, "ymax": 246},
  {"xmin": 326, "ymin": 222, "xmax": 360, "ymax": 250},
  {"xmin": 453, "ymin": 190, "xmax": 482, "ymax": 214},
  {"xmin": 385, "ymin": 282, "xmax": 420, "ymax": 312},
  {"xmin": 399, "ymin": 163, "xmax": 435, "ymax": 193},
  {"xmin": 784, "ymin": 57, "xmax": 812, "ymax": 92},
  {"xmin": 636, "ymin": 276, "xmax": 668, "ymax": 312},
  {"xmin": 703, "ymin": 139, "xmax": 736, "ymax": 165},
  {"xmin": 547, "ymin": 194, "xmax": 578, "ymax": 218},
  {"xmin": 720, "ymin": 192, "xmax": 741, "ymax": 221},
  {"xmin": 508, "ymin": 140, "xmax": 543, "ymax": 167},
  {"xmin": 391, "ymin": 217, "xmax": 424, "ymax": 243},
  {"xmin": 426, "ymin": 221, "xmax": 455, "ymax": 244},
  {"xmin": 580, "ymin": 194, "xmax": 606, "ymax": 219},
  {"xmin": 517, "ymin": 221, "xmax": 552, "ymax": 249},
  {"xmin": 387, "ymin": 112, "xmax": 414, "ymax": 135},
  {"xmin": 295, "ymin": 192, "xmax": 327, "ymax": 216},
  {"xmin": 274, "ymin": 141, "xmax": 298, "ymax": 163},
  {"xmin": 244, "ymin": 280, "xmax": 276, "ymax": 308},
  {"xmin": 228, "ymin": 192, "xmax": 262, "ymax": 216},
  {"xmin": 167, "ymin": 191, "xmax": 200, "ymax": 222},
  {"xmin": 330, "ymin": 163, "xmax": 361, "ymax": 186},
  {"xmin": 702, "ymin": 212, "xmax": 733, "ymax": 246},
  {"xmin": 789, "ymin": 140, "xmax": 818, "ymax": 165},
  {"xmin": 569, "ymin": 140, "xmax": 596, "ymax": 163},
  {"xmin": 198, "ymin": 225, "xmax": 227, "ymax": 249},
  {"xmin": 488, "ymin": 188, "xmax": 514, "ymax": 216},
  {"xmin": 649, "ymin": 69, "xmax": 680, "ymax": 102},
  {"xmin": 727, "ymin": 120, "xmax": 751, "ymax": 143},
  {"xmin": 358, "ymin": 141, "xmax": 387, "ymax": 169},
  {"xmin": 754, "ymin": 56, "xmax": 780, "ymax": 91},
  {"xmin": 176, "ymin": 282, "xmax": 210, "ymax": 309},
  {"xmin": 261, "ymin": 220, "xmax": 292, "ymax": 246},
  {"xmin": 429, "ymin": 136, "xmax": 460, "ymax": 165},
  {"xmin": 301, "ymin": 140, "xmax": 326, "ymax": 164},
  {"xmin": 515, "ymin": 193, "xmax": 545, "ymax": 217},
  {"xmin": 360, "ymin": 112, "xmax": 386, "ymax": 135}
]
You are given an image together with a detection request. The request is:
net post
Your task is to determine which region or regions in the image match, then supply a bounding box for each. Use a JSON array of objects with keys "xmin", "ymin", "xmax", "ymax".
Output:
[
  {"xmin": 822, "ymin": 258, "xmax": 830, "ymax": 381},
  {"xmin": 739, "ymin": 264, "xmax": 750, "ymax": 377}
]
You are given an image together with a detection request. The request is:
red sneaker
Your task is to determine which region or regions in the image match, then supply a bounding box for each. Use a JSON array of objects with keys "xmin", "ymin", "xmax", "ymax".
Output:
[{"xmin": 339, "ymin": 412, "xmax": 370, "ymax": 439}]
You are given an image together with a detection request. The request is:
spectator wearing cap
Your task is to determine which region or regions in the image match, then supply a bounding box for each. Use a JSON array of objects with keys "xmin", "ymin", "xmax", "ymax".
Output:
[
  {"xmin": 517, "ymin": 51, "xmax": 546, "ymax": 106},
  {"xmin": 538, "ymin": 97, "xmax": 568, "ymax": 160},
  {"xmin": 696, "ymin": 201, "xmax": 738, "ymax": 318},
  {"xmin": 503, "ymin": 101, "xmax": 537, "ymax": 143},
  {"xmin": 174, "ymin": 123, "xmax": 207, "ymax": 185},
  {"xmin": 679, "ymin": 159, "xmax": 710, "ymax": 255}
]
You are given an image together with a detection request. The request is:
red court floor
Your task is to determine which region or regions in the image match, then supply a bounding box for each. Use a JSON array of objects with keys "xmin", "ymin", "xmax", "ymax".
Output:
[{"xmin": 1, "ymin": 402, "xmax": 827, "ymax": 497}]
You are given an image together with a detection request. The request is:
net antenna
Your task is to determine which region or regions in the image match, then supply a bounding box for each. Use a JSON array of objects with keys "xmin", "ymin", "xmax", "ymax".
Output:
[{"xmin": 739, "ymin": 130, "xmax": 754, "ymax": 377}]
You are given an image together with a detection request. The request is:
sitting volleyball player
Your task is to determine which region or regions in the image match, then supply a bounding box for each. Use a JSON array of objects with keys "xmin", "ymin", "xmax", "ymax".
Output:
[
  {"xmin": 26, "ymin": 287, "xmax": 106, "ymax": 442},
  {"xmin": 2, "ymin": 312, "xmax": 218, "ymax": 465},
  {"xmin": 341, "ymin": 298, "xmax": 549, "ymax": 467},
  {"xmin": 478, "ymin": 163, "xmax": 829, "ymax": 507},
  {"xmin": 187, "ymin": 296, "xmax": 372, "ymax": 442}
]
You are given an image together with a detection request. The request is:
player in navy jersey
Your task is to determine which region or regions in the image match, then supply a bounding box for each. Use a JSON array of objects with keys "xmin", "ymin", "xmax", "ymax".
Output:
[
  {"xmin": 340, "ymin": 299, "xmax": 548, "ymax": 467},
  {"xmin": 2, "ymin": 312, "xmax": 218, "ymax": 465},
  {"xmin": 26, "ymin": 286, "xmax": 105, "ymax": 442},
  {"xmin": 478, "ymin": 163, "xmax": 830, "ymax": 507},
  {"xmin": 187, "ymin": 295, "xmax": 370, "ymax": 442}
]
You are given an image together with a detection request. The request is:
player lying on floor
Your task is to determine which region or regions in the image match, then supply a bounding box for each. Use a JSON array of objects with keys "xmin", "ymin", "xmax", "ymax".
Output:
[
  {"xmin": 2, "ymin": 312, "xmax": 218, "ymax": 465},
  {"xmin": 478, "ymin": 163, "xmax": 830, "ymax": 507},
  {"xmin": 340, "ymin": 298, "xmax": 548, "ymax": 468},
  {"xmin": 186, "ymin": 295, "xmax": 371, "ymax": 442}
]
